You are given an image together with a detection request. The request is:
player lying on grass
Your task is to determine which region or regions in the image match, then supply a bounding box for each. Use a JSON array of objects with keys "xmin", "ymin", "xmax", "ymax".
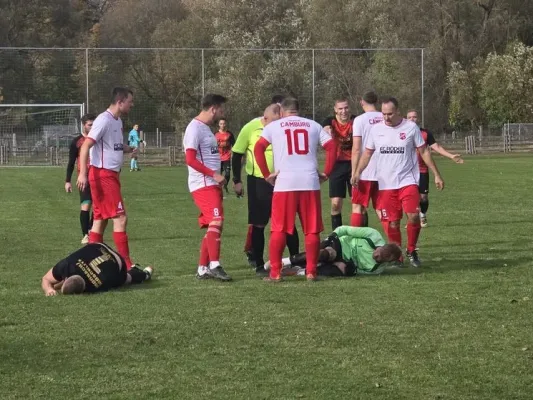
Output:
[
  {"xmin": 41, "ymin": 243, "xmax": 154, "ymax": 296},
  {"xmin": 264, "ymin": 226, "xmax": 402, "ymax": 277}
]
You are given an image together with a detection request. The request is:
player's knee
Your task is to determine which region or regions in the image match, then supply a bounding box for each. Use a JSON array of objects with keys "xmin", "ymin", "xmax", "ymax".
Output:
[
  {"xmin": 388, "ymin": 220, "xmax": 400, "ymax": 230},
  {"xmin": 210, "ymin": 218, "xmax": 223, "ymax": 228},
  {"xmin": 420, "ymin": 194, "xmax": 428, "ymax": 203},
  {"xmin": 331, "ymin": 198, "xmax": 343, "ymax": 213},
  {"xmin": 352, "ymin": 203, "xmax": 365, "ymax": 214},
  {"xmin": 80, "ymin": 202, "xmax": 91, "ymax": 211},
  {"xmin": 407, "ymin": 213, "xmax": 420, "ymax": 224},
  {"xmin": 113, "ymin": 214, "xmax": 128, "ymax": 230}
]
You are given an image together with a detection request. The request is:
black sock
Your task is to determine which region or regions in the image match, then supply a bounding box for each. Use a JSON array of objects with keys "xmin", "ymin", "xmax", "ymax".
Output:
[
  {"xmin": 80, "ymin": 210, "xmax": 90, "ymax": 235},
  {"xmin": 331, "ymin": 214, "xmax": 342, "ymax": 230},
  {"xmin": 420, "ymin": 199, "xmax": 429, "ymax": 214},
  {"xmin": 362, "ymin": 213, "xmax": 369, "ymax": 227},
  {"xmin": 251, "ymin": 226, "xmax": 265, "ymax": 266},
  {"xmin": 128, "ymin": 266, "xmax": 148, "ymax": 284},
  {"xmin": 89, "ymin": 213, "xmax": 94, "ymax": 230},
  {"xmin": 286, "ymin": 228, "xmax": 299, "ymax": 256}
]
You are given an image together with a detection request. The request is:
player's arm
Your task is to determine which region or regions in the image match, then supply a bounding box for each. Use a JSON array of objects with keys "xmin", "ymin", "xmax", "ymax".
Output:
[
  {"xmin": 183, "ymin": 129, "xmax": 225, "ymax": 184},
  {"xmin": 253, "ymin": 136, "xmax": 273, "ymax": 184},
  {"xmin": 231, "ymin": 124, "xmax": 252, "ymax": 193},
  {"xmin": 351, "ymin": 119, "xmax": 363, "ymax": 184},
  {"xmin": 353, "ymin": 148, "xmax": 374, "ymax": 187},
  {"xmin": 419, "ymin": 145, "xmax": 444, "ymax": 190},
  {"xmin": 65, "ymin": 138, "xmax": 78, "ymax": 192},
  {"xmin": 334, "ymin": 226, "xmax": 384, "ymax": 244},
  {"xmin": 41, "ymin": 268, "xmax": 61, "ymax": 296},
  {"xmin": 321, "ymin": 117, "xmax": 332, "ymax": 134},
  {"xmin": 430, "ymin": 143, "xmax": 464, "ymax": 164},
  {"xmin": 320, "ymin": 129, "xmax": 337, "ymax": 181},
  {"xmin": 123, "ymin": 144, "xmax": 136, "ymax": 154},
  {"xmin": 229, "ymin": 132, "xmax": 236, "ymax": 147},
  {"xmin": 77, "ymin": 137, "xmax": 95, "ymax": 191}
]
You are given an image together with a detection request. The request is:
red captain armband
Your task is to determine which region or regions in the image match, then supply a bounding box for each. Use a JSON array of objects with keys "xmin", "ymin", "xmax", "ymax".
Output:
[
  {"xmin": 185, "ymin": 149, "xmax": 215, "ymax": 177},
  {"xmin": 322, "ymin": 139, "xmax": 337, "ymax": 177}
]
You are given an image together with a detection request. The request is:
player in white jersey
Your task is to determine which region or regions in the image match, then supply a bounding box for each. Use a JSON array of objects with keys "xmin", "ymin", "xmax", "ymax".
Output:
[
  {"xmin": 353, "ymin": 97, "xmax": 444, "ymax": 267},
  {"xmin": 350, "ymin": 91, "xmax": 383, "ymax": 227},
  {"xmin": 253, "ymin": 98, "xmax": 337, "ymax": 281},
  {"xmin": 77, "ymin": 87, "xmax": 139, "ymax": 270},
  {"xmin": 183, "ymin": 94, "xmax": 231, "ymax": 281}
]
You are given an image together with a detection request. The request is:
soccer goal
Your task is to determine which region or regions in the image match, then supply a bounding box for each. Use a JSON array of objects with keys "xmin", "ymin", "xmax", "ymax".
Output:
[{"xmin": 0, "ymin": 104, "xmax": 84, "ymax": 166}]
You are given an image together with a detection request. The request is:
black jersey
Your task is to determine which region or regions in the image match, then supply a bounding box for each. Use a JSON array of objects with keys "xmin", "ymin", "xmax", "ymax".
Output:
[{"xmin": 52, "ymin": 243, "xmax": 127, "ymax": 293}]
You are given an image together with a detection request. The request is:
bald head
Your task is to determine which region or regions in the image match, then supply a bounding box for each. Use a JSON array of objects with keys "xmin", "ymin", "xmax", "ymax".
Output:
[{"xmin": 263, "ymin": 104, "xmax": 281, "ymax": 126}]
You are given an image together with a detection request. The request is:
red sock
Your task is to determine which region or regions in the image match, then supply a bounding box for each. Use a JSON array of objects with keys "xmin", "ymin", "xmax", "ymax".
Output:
[
  {"xmin": 206, "ymin": 224, "xmax": 222, "ymax": 263},
  {"xmin": 350, "ymin": 213, "xmax": 364, "ymax": 227},
  {"xmin": 387, "ymin": 222, "xmax": 402, "ymax": 247},
  {"xmin": 244, "ymin": 225, "xmax": 253, "ymax": 252},
  {"xmin": 89, "ymin": 231, "xmax": 103, "ymax": 244},
  {"xmin": 407, "ymin": 222, "xmax": 421, "ymax": 252},
  {"xmin": 304, "ymin": 233, "xmax": 320, "ymax": 276},
  {"xmin": 269, "ymin": 231, "xmax": 286, "ymax": 278},
  {"xmin": 113, "ymin": 231, "xmax": 133, "ymax": 270},
  {"xmin": 199, "ymin": 234, "xmax": 209, "ymax": 266},
  {"xmin": 380, "ymin": 219, "xmax": 389, "ymax": 237}
]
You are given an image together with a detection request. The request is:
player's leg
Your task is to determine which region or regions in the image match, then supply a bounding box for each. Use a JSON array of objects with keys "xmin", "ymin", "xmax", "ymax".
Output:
[
  {"xmin": 87, "ymin": 168, "xmax": 108, "ymax": 244},
  {"xmin": 329, "ymin": 162, "xmax": 348, "ymax": 229},
  {"xmin": 223, "ymin": 161, "xmax": 231, "ymax": 193},
  {"xmin": 130, "ymin": 151, "xmax": 136, "ymax": 171},
  {"xmin": 380, "ymin": 189, "xmax": 403, "ymax": 248},
  {"xmin": 402, "ymin": 185, "xmax": 422, "ymax": 267},
  {"xmin": 245, "ymin": 175, "xmax": 259, "ymax": 267},
  {"xmin": 267, "ymin": 192, "xmax": 295, "ymax": 281},
  {"xmin": 298, "ymin": 190, "xmax": 324, "ymax": 280},
  {"xmin": 351, "ymin": 180, "xmax": 371, "ymax": 227},
  {"xmin": 317, "ymin": 262, "xmax": 347, "ymax": 277},
  {"xmin": 419, "ymin": 173, "xmax": 430, "ymax": 227},
  {"xmin": 196, "ymin": 233, "xmax": 210, "ymax": 279},
  {"xmin": 127, "ymin": 265, "xmax": 154, "ymax": 284},
  {"xmin": 79, "ymin": 185, "xmax": 92, "ymax": 244}
]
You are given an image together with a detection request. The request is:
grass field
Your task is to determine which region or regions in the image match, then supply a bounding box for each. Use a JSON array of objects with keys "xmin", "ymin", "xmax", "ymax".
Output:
[{"xmin": 1, "ymin": 154, "xmax": 532, "ymax": 399}]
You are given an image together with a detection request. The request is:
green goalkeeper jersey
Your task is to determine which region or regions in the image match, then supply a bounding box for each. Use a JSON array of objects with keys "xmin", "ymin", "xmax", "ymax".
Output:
[
  {"xmin": 333, "ymin": 226, "xmax": 386, "ymax": 272},
  {"xmin": 232, "ymin": 117, "xmax": 273, "ymax": 178}
]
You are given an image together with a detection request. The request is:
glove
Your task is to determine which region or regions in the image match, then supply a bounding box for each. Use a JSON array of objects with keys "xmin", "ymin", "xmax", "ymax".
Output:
[{"xmin": 322, "ymin": 232, "xmax": 338, "ymax": 248}]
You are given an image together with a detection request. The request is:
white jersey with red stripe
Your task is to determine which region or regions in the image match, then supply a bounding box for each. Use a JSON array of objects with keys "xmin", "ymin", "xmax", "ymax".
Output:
[
  {"xmin": 183, "ymin": 119, "xmax": 220, "ymax": 192},
  {"xmin": 260, "ymin": 116, "xmax": 332, "ymax": 192},
  {"xmin": 366, "ymin": 119, "xmax": 425, "ymax": 190},
  {"xmin": 353, "ymin": 111, "xmax": 383, "ymax": 181},
  {"xmin": 88, "ymin": 110, "xmax": 124, "ymax": 172}
]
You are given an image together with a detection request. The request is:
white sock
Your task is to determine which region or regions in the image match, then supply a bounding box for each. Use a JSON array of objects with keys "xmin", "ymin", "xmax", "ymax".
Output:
[
  {"xmin": 197, "ymin": 266, "xmax": 208, "ymax": 275},
  {"xmin": 209, "ymin": 261, "xmax": 220, "ymax": 269},
  {"xmin": 419, "ymin": 212, "xmax": 426, "ymax": 218},
  {"xmin": 282, "ymin": 257, "xmax": 291, "ymax": 267}
]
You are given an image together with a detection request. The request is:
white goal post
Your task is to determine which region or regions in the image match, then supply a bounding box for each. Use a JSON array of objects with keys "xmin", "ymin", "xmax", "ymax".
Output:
[{"xmin": 0, "ymin": 104, "xmax": 85, "ymax": 165}]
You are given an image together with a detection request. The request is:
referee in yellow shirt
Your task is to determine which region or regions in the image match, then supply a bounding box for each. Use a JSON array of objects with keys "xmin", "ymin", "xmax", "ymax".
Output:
[{"xmin": 231, "ymin": 96, "xmax": 300, "ymax": 275}]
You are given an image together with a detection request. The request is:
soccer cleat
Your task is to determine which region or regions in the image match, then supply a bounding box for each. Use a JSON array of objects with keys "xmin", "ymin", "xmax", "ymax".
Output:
[
  {"xmin": 143, "ymin": 266, "xmax": 154, "ymax": 280},
  {"xmin": 255, "ymin": 265, "xmax": 268, "ymax": 277},
  {"xmin": 263, "ymin": 275, "xmax": 282, "ymax": 283},
  {"xmin": 245, "ymin": 250, "xmax": 256, "ymax": 268},
  {"xmin": 420, "ymin": 216, "xmax": 428, "ymax": 228},
  {"xmin": 406, "ymin": 250, "xmax": 422, "ymax": 267},
  {"xmin": 306, "ymin": 273, "xmax": 319, "ymax": 282},
  {"xmin": 209, "ymin": 266, "xmax": 232, "ymax": 281},
  {"xmin": 81, "ymin": 234, "xmax": 89, "ymax": 244}
]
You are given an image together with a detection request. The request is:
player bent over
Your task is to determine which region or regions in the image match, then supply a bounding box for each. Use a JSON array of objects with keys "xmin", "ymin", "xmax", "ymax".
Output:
[
  {"xmin": 267, "ymin": 226, "xmax": 402, "ymax": 277},
  {"xmin": 41, "ymin": 243, "xmax": 153, "ymax": 296},
  {"xmin": 254, "ymin": 97, "xmax": 337, "ymax": 281},
  {"xmin": 184, "ymin": 94, "xmax": 231, "ymax": 281}
]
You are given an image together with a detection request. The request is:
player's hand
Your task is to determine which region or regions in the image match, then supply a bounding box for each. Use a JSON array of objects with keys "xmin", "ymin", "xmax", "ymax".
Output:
[
  {"xmin": 319, "ymin": 172, "xmax": 328, "ymax": 184},
  {"xmin": 451, "ymin": 154, "xmax": 464, "ymax": 164},
  {"xmin": 265, "ymin": 171, "xmax": 279, "ymax": 186},
  {"xmin": 45, "ymin": 288, "xmax": 58, "ymax": 297},
  {"xmin": 65, "ymin": 182, "xmax": 72, "ymax": 193},
  {"xmin": 351, "ymin": 172, "xmax": 360, "ymax": 188},
  {"xmin": 435, "ymin": 175, "xmax": 444, "ymax": 191},
  {"xmin": 213, "ymin": 172, "xmax": 226, "ymax": 186},
  {"xmin": 77, "ymin": 174, "xmax": 88, "ymax": 191},
  {"xmin": 233, "ymin": 181, "xmax": 244, "ymax": 197}
]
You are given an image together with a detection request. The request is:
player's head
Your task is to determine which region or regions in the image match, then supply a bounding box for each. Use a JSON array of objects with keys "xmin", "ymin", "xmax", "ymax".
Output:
[
  {"xmin": 218, "ymin": 118, "xmax": 227, "ymax": 131},
  {"xmin": 334, "ymin": 98, "xmax": 351, "ymax": 122},
  {"xmin": 81, "ymin": 113, "xmax": 96, "ymax": 135},
  {"xmin": 263, "ymin": 104, "xmax": 281, "ymax": 126},
  {"xmin": 406, "ymin": 109, "xmax": 418, "ymax": 124},
  {"xmin": 280, "ymin": 97, "xmax": 299, "ymax": 117},
  {"xmin": 61, "ymin": 275, "xmax": 86, "ymax": 295},
  {"xmin": 373, "ymin": 244, "xmax": 402, "ymax": 264},
  {"xmin": 111, "ymin": 87, "xmax": 134, "ymax": 115},
  {"xmin": 271, "ymin": 94, "xmax": 285, "ymax": 105},
  {"xmin": 201, "ymin": 93, "xmax": 227, "ymax": 123},
  {"xmin": 133, "ymin": 124, "xmax": 139, "ymax": 131},
  {"xmin": 381, "ymin": 96, "xmax": 402, "ymax": 126},
  {"xmin": 361, "ymin": 91, "xmax": 378, "ymax": 108}
]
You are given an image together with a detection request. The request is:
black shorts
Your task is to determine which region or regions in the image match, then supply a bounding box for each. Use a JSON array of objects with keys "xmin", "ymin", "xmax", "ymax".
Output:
[
  {"xmin": 79, "ymin": 184, "xmax": 92, "ymax": 204},
  {"xmin": 247, "ymin": 175, "xmax": 273, "ymax": 226},
  {"xmin": 221, "ymin": 160, "xmax": 231, "ymax": 175},
  {"xmin": 419, "ymin": 172, "xmax": 429, "ymax": 194},
  {"xmin": 329, "ymin": 161, "xmax": 352, "ymax": 198}
]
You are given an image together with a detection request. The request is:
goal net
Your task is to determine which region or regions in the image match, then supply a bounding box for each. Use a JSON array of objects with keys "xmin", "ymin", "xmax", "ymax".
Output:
[{"xmin": 0, "ymin": 104, "xmax": 84, "ymax": 165}]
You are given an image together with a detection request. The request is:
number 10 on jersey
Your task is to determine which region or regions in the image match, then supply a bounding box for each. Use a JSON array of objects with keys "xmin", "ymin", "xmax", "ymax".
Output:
[{"xmin": 285, "ymin": 129, "xmax": 309, "ymax": 155}]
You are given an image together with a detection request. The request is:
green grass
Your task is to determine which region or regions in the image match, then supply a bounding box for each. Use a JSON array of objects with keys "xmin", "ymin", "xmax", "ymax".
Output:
[{"xmin": 1, "ymin": 155, "xmax": 532, "ymax": 399}]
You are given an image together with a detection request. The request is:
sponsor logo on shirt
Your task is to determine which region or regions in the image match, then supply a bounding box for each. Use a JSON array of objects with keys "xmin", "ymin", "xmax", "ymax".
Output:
[
  {"xmin": 114, "ymin": 143, "xmax": 124, "ymax": 151},
  {"xmin": 380, "ymin": 146, "xmax": 405, "ymax": 154},
  {"xmin": 210, "ymin": 146, "xmax": 219, "ymax": 154},
  {"xmin": 399, "ymin": 132, "xmax": 406, "ymax": 140},
  {"xmin": 369, "ymin": 118, "xmax": 382, "ymax": 125}
]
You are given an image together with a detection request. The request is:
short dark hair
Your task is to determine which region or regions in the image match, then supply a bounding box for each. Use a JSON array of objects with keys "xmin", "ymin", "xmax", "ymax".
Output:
[
  {"xmin": 381, "ymin": 96, "xmax": 399, "ymax": 109},
  {"xmin": 362, "ymin": 91, "xmax": 378, "ymax": 105},
  {"xmin": 62, "ymin": 275, "xmax": 86, "ymax": 295},
  {"xmin": 111, "ymin": 87, "xmax": 133, "ymax": 104},
  {"xmin": 81, "ymin": 113, "xmax": 96, "ymax": 125},
  {"xmin": 201, "ymin": 94, "xmax": 227, "ymax": 111},
  {"xmin": 334, "ymin": 98, "xmax": 350, "ymax": 106},
  {"xmin": 271, "ymin": 94, "xmax": 285, "ymax": 104},
  {"xmin": 406, "ymin": 109, "xmax": 418, "ymax": 115},
  {"xmin": 280, "ymin": 97, "xmax": 299, "ymax": 112},
  {"xmin": 380, "ymin": 244, "xmax": 403, "ymax": 263}
]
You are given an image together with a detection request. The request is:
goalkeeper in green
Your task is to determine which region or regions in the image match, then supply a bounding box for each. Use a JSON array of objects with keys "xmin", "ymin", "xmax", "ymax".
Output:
[{"xmin": 266, "ymin": 226, "xmax": 402, "ymax": 277}]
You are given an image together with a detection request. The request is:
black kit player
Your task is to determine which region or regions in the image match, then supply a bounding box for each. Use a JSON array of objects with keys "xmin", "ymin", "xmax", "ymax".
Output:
[
  {"xmin": 41, "ymin": 243, "xmax": 154, "ymax": 296},
  {"xmin": 322, "ymin": 99, "xmax": 357, "ymax": 230},
  {"xmin": 65, "ymin": 114, "xmax": 96, "ymax": 244}
]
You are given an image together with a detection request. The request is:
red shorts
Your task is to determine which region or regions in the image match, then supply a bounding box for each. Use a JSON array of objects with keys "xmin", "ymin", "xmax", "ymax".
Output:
[
  {"xmin": 191, "ymin": 185, "xmax": 224, "ymax": 228},
  {"xmin": 352, "ymin": 180, "xmax": 379, "ymax": 208},
  {"xmin": 379, "ymin": 184, "xmax": 420, "ymax": 222},
  {"xmin": 89, "ymin": 167, "xmax": 125, "ymax": 220},
  {"xmin": 271, "ymin": 190, "xmax": 323, "ymax": 235}
]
